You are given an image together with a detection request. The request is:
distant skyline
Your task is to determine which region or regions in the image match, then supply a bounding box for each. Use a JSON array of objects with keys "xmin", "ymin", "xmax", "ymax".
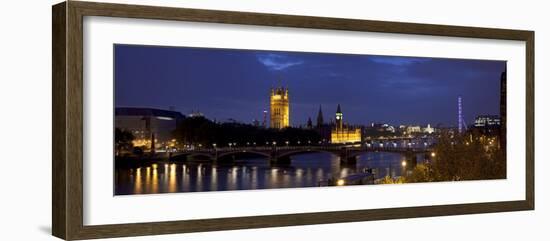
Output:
[{"xmin": 114, "ymin": 44, "xmax": 505, "ymax": 127}]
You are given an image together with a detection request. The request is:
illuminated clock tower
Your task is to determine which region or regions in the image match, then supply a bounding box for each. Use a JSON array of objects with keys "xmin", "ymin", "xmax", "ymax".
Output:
[
  {"xmin": 270, "ymin": 86, "xmax": 290, "ymax": 129},
  {"xmin": 331, "ymin": 104, "xmax": 361, "ymax": 144},
  {"xmin": 335, "ymin": 104, "xmax": 343, "ymax": 129}
]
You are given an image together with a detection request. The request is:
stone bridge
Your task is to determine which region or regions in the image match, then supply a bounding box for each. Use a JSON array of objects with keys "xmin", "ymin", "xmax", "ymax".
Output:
[{"xmin": 170, "ymin": 145, "xmax": 432, "ymax": 164}]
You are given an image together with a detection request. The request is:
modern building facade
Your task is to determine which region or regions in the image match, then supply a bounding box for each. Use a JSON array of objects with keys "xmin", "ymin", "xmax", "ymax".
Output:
[
  {"xmin": 474, "ymin": 115, "xmax": 501, "ymax": 128},
  {"xmin": 270, "ymin": 86, "xmax": 290, "ymax": 129},
  {"xmin": 115, "ymin": 107, "xmax": 184, "ymax": 152},
  {"xmin": 474, "ymin": 115, "xmax": 500, "ymax": 128},
  {"xmin": 473, "ymin": 115, "xmax": 501, "ymax": 136},
  {"xmin": 330, "ymin": 104, "xmax": 361, "ymax": 144}
]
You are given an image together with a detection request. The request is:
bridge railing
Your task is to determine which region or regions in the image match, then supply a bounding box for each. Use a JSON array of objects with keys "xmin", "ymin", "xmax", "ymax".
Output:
[{"xmin": 172, "ymin": 145, "xmax": 431, "ymax": 154}]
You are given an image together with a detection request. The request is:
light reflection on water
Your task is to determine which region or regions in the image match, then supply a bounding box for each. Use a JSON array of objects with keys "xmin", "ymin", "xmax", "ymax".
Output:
[{"xmin": 116, "ymin": 152, "xmax": 420, "ymax": 195}]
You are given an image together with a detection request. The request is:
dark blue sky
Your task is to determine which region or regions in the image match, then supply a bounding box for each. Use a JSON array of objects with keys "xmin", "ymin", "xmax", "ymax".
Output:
[{"xmin": 114, "ymin": 44, "xmax": 505, "ymax": 127}]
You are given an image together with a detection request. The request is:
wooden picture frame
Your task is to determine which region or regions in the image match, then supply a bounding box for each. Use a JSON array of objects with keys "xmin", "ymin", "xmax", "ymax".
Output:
[{"xmin": 52, "ymin": 1, "xmax": 534, "ymax": 240}]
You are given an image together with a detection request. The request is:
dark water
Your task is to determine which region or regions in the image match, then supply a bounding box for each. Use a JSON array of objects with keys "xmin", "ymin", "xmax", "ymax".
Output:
[{"xmin": 115, "ymin": 152, "xmax": 417, "ymax": 195}]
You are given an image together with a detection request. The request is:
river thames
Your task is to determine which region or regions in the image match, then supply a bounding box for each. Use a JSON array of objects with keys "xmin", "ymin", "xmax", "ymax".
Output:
[{"xmin": 115, "ymin": 152, "xmax": 426, "ymax": 195}]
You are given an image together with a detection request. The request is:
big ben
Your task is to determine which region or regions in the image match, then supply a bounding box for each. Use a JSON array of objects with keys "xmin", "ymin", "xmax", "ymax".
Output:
[
  {"xmin": 270, "ymin": 86, "xmax": 290, "ymax": 129},
  {"xmin": 331, "ymin": 104, "xmax": 361, "ymax": 144}
]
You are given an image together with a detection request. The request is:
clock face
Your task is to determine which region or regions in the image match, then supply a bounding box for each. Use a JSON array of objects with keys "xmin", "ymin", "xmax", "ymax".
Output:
[{"xmin": 336, "ymin": 116, "xmax": 341, "ymax": 120}]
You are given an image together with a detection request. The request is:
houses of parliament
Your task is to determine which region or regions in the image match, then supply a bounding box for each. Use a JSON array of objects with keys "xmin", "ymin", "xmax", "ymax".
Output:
[{"xmin": 269, "ymin": 86, "xmax": 361, "ymax": 144}]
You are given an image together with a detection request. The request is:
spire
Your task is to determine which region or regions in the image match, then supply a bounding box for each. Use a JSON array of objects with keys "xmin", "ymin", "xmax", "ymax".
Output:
[
  {"xmin": 316, "ymin": 105, "xmax": 324, "ymax": 127},
  {"xmin": 336, "ymin": 104, "xmax": 342, "ymax": 113}
]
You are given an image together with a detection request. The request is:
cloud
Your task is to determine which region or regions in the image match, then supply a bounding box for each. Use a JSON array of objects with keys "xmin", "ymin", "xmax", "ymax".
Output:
[
  {"xmin": 256, "ymin": 53, "xmax": 304, "ymax": 71},
  {"xmin": 369, "ymin": 56, "xmax": 431, "ymax": 66}
]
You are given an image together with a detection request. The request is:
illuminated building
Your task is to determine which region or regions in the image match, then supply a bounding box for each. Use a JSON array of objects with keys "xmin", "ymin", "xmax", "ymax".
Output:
[
  {"xmin": 469, "ymin": 114, "xmax": 502, "ymax": 137},
  {"xmin": 474, "ymin": 115, "xmax": 501, "ymax": 128},
  {"xmin": 115, "ymin": 107, "xmax": 184, "ymax": 152},
  {"xmin": 423, "ymin": 124, "xmax": 435, "ymax": 134},
  {"xmin": 330, "ymin": 104, "xmax": 361, "ymax": 144},
  {"xmin": 270, "ymin": 86, "xmax": 290, "ymax": 129},
  {"xmin": 187, "ymin": 111, "xmax": 204, "ymax": 118},
  {"xmin": 406, "ymin": 125, "xmax": 422, "ymax": 134},
  {"xmin": 370, "ymin": 123, "xmax": 395, "ymax": 133},
  {"xmin": 474, "ymin": 115, "xmax": 501, "ymax": 135}
]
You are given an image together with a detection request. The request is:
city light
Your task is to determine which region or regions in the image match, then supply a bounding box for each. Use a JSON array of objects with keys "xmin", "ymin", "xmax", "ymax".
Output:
[{"xmin": 112, "ymin": 45, "xmax": 507, "ymax": 196}]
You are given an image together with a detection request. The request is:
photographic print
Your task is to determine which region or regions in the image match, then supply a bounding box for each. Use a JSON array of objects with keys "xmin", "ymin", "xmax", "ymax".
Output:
[{"xmin": 113, "ymin": 44, "xmax": 507, "ymax": 195}]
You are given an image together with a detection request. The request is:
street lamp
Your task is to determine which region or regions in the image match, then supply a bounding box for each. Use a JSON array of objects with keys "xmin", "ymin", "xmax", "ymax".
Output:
[
  {"xmin": 401, "ymin": 160, "xmax": 407, "ymax": 167},
  {"xmin": 431, "ymin": 152, "xmax": 436, "ymax": 157}
]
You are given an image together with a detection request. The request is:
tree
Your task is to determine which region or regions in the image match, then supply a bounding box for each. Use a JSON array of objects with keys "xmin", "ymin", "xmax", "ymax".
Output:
[
  {"xmin": 404, "ymin": 130, "xmax": 506, "ymax": 183},
  {"xmin": 115, "ymin": 128, "xmax": 134, "ymax": 156},
  {"xmin": 404, "ymin": 164, "xmax": 434, "ymax": 183},
  {"xmin": 378, "ymin": 175, "xmax": 405, "ymax": 184},
  {"xmin": 172, "ymin": 116, "xmax": 322, "ymax": 148}
]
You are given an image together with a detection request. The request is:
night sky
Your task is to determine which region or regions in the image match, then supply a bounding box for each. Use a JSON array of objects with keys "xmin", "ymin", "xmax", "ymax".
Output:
[{"xmin": 114, "ymin": 44, "xmax": 505, "ymax": 127}]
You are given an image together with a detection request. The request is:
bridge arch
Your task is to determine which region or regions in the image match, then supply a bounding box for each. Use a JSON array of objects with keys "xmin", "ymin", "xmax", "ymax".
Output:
[
  {"xmin": 187, "ymin": 153, "xmax": 215, "ymax": 160},
  {"xmin": 276, "ymin": 149, "xmax": 340, "ymax": 160},
  {"xmin": 217, "ymin": 150, "xmax": 271, "ymax": 161}
]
